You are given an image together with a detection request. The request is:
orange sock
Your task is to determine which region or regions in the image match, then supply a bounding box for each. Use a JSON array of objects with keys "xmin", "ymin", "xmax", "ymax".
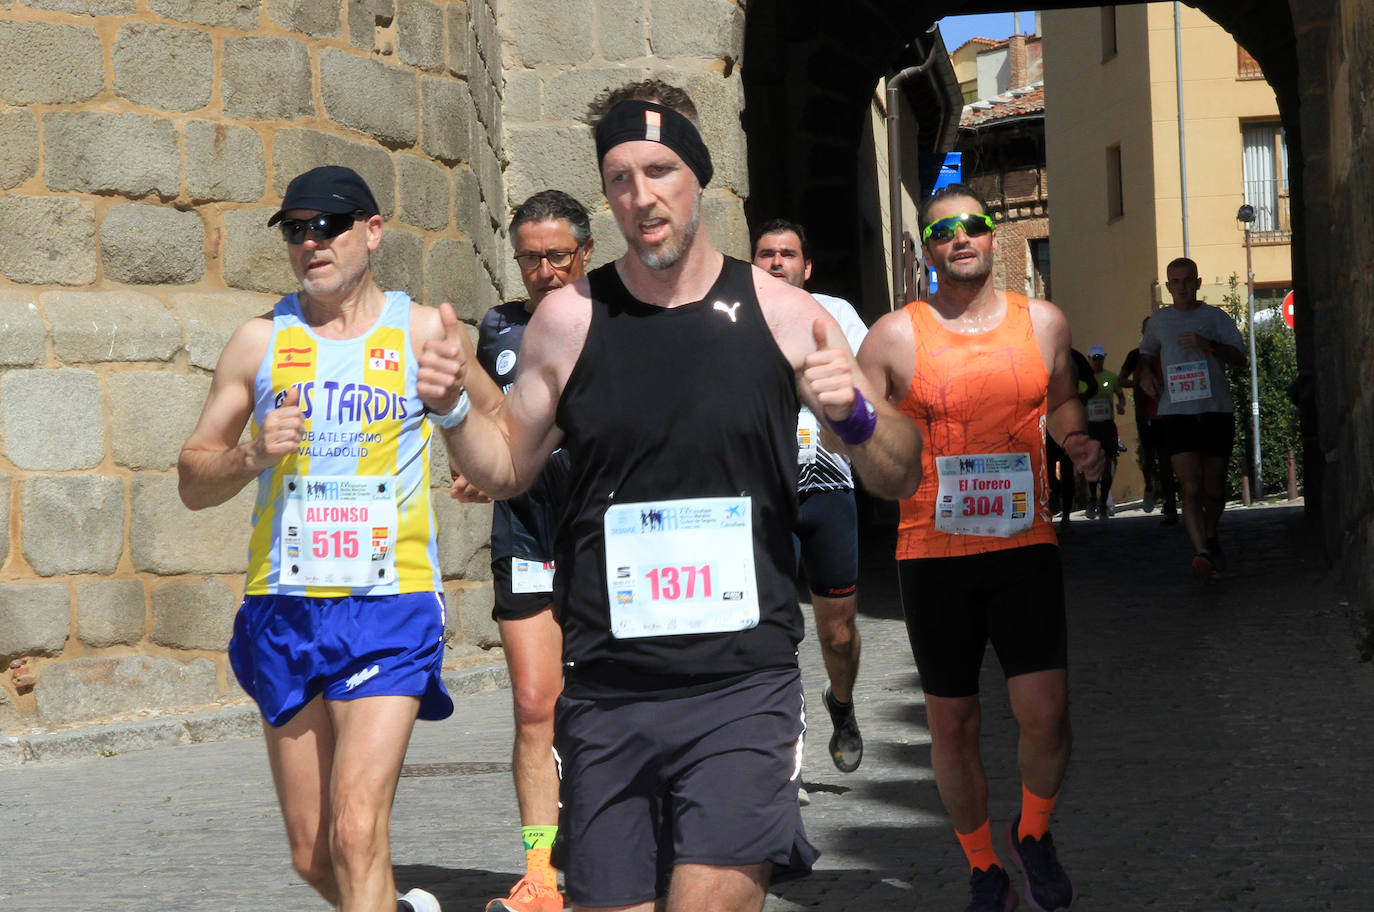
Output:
[
  {"xmin": 955, "ymin": 820, "xmax": 1001, "ymax": 872},
  {"xmin": 1018, "ymin": 784, "xmax": 1058, "ymax": 841},
  {"xmin": 522, "ymin": 825, "xmax": 559, "ymax": 890},
  {"xmin": 525, "ymin": 846, "xmax": 557, "ymax": 890}
]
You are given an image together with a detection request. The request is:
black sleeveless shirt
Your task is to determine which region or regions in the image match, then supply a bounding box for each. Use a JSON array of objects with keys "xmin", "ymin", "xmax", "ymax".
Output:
[
  {"xmin": 477, "ymin": 301, "xmax": 569, "ymax": 564},
  {"xmin": 554, "ymin": 257, "xmax": 803, "ymax": 697}
]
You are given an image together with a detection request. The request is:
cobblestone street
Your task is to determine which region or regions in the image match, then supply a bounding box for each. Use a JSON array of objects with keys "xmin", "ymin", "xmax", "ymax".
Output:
[{"xmin": 2, "ymin": 502, "xmax": 1370, "ymax": 911}]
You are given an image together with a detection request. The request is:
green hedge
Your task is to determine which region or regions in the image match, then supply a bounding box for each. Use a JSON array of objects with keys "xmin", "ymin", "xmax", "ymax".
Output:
[{"xmin": 1219, "ymin": 274, "xmax": 1302, "ymax": 499}]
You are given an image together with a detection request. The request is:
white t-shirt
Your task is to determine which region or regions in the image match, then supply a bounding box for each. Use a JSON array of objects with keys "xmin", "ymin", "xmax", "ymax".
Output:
[
  {"xmin": 1138, "ymin": 303, "xmax": 1244, "ymax": 415},
  {"xmin": 797, "ymin": 293, "xmax": 869, "ymax": 492}
]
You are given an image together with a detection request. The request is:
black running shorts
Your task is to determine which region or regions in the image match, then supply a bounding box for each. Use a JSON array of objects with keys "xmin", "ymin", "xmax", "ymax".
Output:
[
  {"xmin": 1086, "ymin": 420, "xmax": 1119, "ymax": 460},
  {"xmin": 490, "ymin": 556, "xmax": 555, "ymax": 622},
  {"xmin": 551, "ymin": 666, "xmax": 819, "ymax": 906},
  {"xmin": 1158, "ymin": 411, "xmax": 1235, "ymax": 460},
  {"xmin": 898, "ymin": 544, "xmax": 1068, "ymax": 698}
]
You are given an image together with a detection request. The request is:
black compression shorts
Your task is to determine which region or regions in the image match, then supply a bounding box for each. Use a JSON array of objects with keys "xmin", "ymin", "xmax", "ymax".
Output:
[
  {"xmin": 793, "ymin": 489, "xmax": 859, "ymax": 597},
  {"xmin": 897, "ymin": 544, "xmax": 1067, "ymax": 698}
]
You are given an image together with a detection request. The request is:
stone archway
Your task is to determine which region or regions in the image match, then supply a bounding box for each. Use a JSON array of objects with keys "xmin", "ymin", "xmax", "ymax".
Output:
[{"xmin": 742, "ymin": 0, "xmax": 1374, "ymax": 628}]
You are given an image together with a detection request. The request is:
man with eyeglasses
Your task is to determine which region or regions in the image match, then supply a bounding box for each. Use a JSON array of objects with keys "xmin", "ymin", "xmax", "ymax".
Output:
[
  {"xmin": 179, "ymin": 165, "xmax": 465, "ymax": 912},
  {"xmin": 451, "ymin": 189, "xmax": 593, "ymax": 912},
  {"xmin": 859, "ymin": 183, "xmax": 1102, "ymax": 912},
  {"xmin": 751, "ymin": 218, "xmax": 868, "ymax": 779},
  {"xmin": 440, "ymin": 79, "xmax": 921, "ymax": 912}
]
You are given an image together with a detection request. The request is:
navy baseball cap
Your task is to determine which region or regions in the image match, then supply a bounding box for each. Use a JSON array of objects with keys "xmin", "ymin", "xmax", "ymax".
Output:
[
  {"xmin": 1089, "ymin": 344, "xmax": 1107, "ymax": 357},
  {"xmin": 267, "ymin": 165, "xmax": 381, "ymax": 226}
]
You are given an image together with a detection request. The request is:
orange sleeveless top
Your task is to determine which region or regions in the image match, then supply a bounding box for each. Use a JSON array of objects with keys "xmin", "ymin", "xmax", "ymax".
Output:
[{"xmin": 895, "ymin": 292, "xmax": 1057, "ymax": 560}]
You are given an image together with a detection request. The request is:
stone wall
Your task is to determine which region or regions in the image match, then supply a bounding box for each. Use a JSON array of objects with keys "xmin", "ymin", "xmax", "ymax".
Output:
[
  {"xmin": 497, "ymin": 0, "xmax": 750, "ymax": 282},
  {"xmin": 0, "ymin": 0, "xmax": 505, "ymax": 730},
  {"xmin": 1310, "ymin": 0, "xmax": 1374, "ymax": 635}
]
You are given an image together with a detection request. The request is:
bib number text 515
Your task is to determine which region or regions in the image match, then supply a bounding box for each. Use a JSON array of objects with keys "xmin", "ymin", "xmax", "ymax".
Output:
[{"xmin": 313, "ymin": 529, "xmax": 360, "ymax": 559}]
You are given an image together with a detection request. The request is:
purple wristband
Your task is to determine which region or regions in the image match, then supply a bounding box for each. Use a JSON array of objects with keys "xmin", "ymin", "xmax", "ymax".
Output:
[{"xmin": 824, "ymin": 388, "xmax": 877, "ymax": 445}]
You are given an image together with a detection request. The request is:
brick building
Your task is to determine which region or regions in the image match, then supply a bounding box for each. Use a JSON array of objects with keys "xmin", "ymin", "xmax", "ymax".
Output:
[{"xmin": 958, "ymin": 80, "xmax": 1049, "ymax": 300}]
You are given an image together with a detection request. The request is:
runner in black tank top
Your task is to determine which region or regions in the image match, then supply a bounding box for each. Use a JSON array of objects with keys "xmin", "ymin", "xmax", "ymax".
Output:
[
  {"xmin": 555, "ymin": 257, "xmax": 802, "ymax": 697},
  {"xmin": 436, "ymin": 82, "xmax": 921, "ymax": 911}
]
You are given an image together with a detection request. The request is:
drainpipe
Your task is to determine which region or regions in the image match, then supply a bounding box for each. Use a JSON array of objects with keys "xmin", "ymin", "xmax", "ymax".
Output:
[
  {"xmin": 1175, "ymin": 2, "xmax": 1190, "ymax": 255},
  {"xmin": 886, "ymin": 42, "xmax": 940, "ymax": 311}
]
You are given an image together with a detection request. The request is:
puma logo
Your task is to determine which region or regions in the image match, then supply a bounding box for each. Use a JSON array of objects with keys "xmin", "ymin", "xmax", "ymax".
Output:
[{"xmin": 713, "ymin": 300, "xmax": 741, "ymax": 323}]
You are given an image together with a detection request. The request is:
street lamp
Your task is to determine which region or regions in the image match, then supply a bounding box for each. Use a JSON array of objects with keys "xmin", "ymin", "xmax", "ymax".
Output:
[{"xmin": 1236, "ymin": 204, "xmax": 1263, "ymax": 499}]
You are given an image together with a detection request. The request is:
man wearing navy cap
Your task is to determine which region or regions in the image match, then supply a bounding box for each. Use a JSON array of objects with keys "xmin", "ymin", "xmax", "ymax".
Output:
[{"xmin": 179, "ymin": 165, "xmax": 469, "ymax": 912}]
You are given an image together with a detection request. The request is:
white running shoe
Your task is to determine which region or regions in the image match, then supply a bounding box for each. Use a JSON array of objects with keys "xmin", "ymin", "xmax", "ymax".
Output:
[{"xmin": 399, "ymin": 887, "xmax": 442, "ymax": 912}]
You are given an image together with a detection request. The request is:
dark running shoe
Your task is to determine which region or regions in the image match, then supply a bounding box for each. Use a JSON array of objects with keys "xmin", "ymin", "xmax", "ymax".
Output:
[
  {"xmin": 1206, "ymin": 537, "xmax": 1228, "ymax": 572},
  {"xmin": 966, "ymin": 864, "xmax": 1019, "ymax": 912},
  {"xmin": 823, "ymin": 687, "xmax": 863, "ymax": 773},
  {"xmin": 1005, "ymin": 815, "xmax": 1076, "ymax": 911}
]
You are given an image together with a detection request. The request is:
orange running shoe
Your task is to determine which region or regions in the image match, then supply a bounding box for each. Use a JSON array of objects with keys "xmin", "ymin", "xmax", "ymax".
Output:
[{"xmin": 484, "ymin": 876, "xmax": 564, "ymax": 912}]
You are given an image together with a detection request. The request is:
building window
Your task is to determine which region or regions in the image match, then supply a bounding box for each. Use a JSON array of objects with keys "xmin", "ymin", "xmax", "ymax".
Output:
[
  {"xmin": 1101, "ymin": 6, "xmax": 1117, "ymax": 60},
  {"xmin": 1241, "ymin": 122, "xmax": 1290, "ymax": 242},
  {"xmin": 1028, "ymin": 238, "xmax": 1051, "ymax": 300},
  {"xmin": 1106, "ymin": 144, "xmax": 1123, "ymax": 220},
  {"xmin": 1237, "ymin": 45, "xmax": 1264, "ymax": 80}
]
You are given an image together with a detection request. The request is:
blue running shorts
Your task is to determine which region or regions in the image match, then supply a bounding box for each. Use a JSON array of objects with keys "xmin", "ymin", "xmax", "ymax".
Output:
[{"xmin": 228, "ymin": 591, "xmax": 453, "ymax": 727}]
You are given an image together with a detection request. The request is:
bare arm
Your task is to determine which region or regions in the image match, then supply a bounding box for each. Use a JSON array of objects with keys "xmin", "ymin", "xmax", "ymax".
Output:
[
  {"xmin": 177, "ymin": 317, "xmax": 296, "ymax": 510},
  {"xmin": 1177, "ymin": 329, "xmax": 1245, "ymax": 367},
  {"xmin": 452, "ymin": 309, "xmax": 507, "ymax": 416},
  {"xmin": 1136, "ymin": 351, "xmax": 1160, "ymax": 398},
  {"xmin": 851, "ymin": 308, "xmax": 923, "ymax": 499},
  {"xmin": 435, "ymin": 284, "xmax": 588, "ymax": 500},
  {"xmin": 437, "ymin": 306, "xmax": 508, "ymax": 502},
  {"xmin": 757, "ymin": 273, "xmax": 921, "ymax": 500}
]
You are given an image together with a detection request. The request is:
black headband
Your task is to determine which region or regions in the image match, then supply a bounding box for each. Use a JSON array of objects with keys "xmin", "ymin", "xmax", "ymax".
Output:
[{"xmin": 594, "ymin": 99, "xmax": 714, "ymax": 189}]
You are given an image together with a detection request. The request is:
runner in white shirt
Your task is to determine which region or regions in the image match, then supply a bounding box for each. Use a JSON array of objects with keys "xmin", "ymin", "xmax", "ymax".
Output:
[
  {"xmin": 752, "ymin": 219, "xmax": 867, "ymax": 775},
  {"xmin": 1137, "ymin": 257, "xmax": 1246, "ymax": 578}
]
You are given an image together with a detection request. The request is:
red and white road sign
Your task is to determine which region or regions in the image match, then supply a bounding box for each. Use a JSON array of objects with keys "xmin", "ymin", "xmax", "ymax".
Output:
[{"xmin": 1281, "ymin": 291, "xmax": 1295, "ymax": 329}]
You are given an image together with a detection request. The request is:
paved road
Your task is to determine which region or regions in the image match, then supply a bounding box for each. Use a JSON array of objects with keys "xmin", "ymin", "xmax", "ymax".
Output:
[{"xmin": 2, "ymin": 502, "xmax": 1370, "ymax": 910}]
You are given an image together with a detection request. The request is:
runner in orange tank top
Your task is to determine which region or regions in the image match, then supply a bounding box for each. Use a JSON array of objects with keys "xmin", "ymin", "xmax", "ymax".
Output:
[
  {"xmin": 859, "ymin": 184, "xmax": 1103, "ymax": 912},
  {"xmin": 894, "ymin": 289, "xmax": 1058, "ymax": 561}
]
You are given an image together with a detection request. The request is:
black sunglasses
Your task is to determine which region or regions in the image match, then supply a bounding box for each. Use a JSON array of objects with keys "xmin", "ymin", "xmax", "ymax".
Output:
[{"xmin": 278, "ymin": 212, "xmax": 363, "ymax": 245}]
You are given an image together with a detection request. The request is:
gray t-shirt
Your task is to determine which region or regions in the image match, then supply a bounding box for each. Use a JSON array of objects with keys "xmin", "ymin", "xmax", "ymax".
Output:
[{"xmin": 1138, "ymin": 303, "xmax": 1244, "ymax": 415}]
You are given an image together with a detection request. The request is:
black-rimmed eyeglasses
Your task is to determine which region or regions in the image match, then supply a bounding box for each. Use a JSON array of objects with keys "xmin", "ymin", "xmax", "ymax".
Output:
[{"xmin": 514, "ymin": 247, "xmax": 581, "ymax": 272}]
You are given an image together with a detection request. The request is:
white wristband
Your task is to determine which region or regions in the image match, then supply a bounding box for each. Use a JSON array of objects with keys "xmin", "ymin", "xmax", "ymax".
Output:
[{"xmin": 431, "ymin": 389, "xmax": 470, "ymax": 429}]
